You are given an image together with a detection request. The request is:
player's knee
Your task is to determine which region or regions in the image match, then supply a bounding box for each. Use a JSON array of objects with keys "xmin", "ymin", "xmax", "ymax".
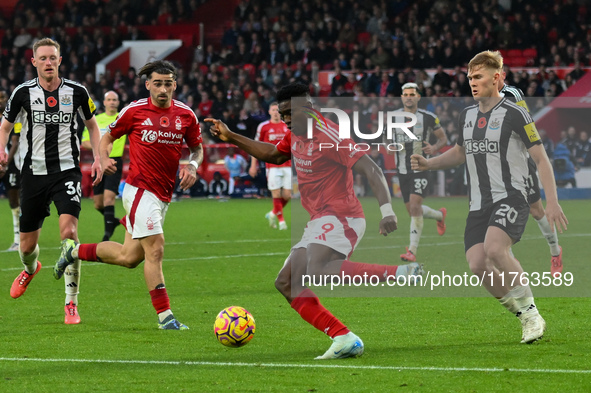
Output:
[
  {"xmin": 144, "ymin": 246, "xmax": 164, "ymax": 263},
  {"xmin": 483, "ymin": 245, "xmax": 506, "ymax": 264},
  {"xmin": 467, "ymin": 259, "xmax": 488, "ymax": 277},
  {"xmin": 530, "ymin": 205, "xmax": 544, "ymax": 220},
  {"xmin": 121, "ymin": 257, "xmax": 143, "ymax": 269}
]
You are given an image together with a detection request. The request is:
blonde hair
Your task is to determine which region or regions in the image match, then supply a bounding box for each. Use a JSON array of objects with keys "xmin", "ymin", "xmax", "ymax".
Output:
[
  {"xmin": 468, "ymin": 50, "xmax": 503, "ymax": 73},
  {"xmin": 33, "ymin": 38, "xmax": 61, "ymax": 56}
]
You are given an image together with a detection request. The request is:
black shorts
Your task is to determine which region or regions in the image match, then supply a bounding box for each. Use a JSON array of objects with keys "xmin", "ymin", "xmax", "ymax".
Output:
[
  {"xmin": 93, "ymin": 157, "xmax": 123, "ymax": 195},
  {"xmin": 399, "ymin": 172, "xmax": 429, "ymax": 203},
  {"xmin": 20, "ymin": 168, "xmax": 82, "ymax": 232},
  {"xmin": 1, "ymin": 162, "xmax": 20, "ymax": 190},
  {"xmin": 464, "ymin": 197, "xmax": 530, "ymax": 252},
  {"xmin": 526, "ymin": 158, "xmax": 541, "ymax": 204}
]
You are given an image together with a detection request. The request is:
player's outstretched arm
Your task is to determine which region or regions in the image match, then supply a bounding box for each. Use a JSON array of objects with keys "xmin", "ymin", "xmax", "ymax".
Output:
[
  {"xmin": 204, "ymin": 118, "xmax": 289, "ymax": 165},
  {"xmin": 353, "ymin": 155, "xmax": 397, "ymax": 236},
  {"xmin": 411, "ymin": 143, "xmax": 466, "ymax": 171},
  {"xmin": 529, "ymin": 143, "xmax": 568, "ymax": 233}
]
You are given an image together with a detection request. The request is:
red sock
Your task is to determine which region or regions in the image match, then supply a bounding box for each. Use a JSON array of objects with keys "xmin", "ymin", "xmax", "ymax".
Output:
[
  {"xmin": 290, "ymin": 288, "xmax": 349, "ymax": 338},
  {"xmin": 273, "ymin": 198, "xmax": 284, "ymax": 220},
  {"xmin": 149, "ymin": 287, "xmax": 171, "ymax": 314},
  {"xmin": 78, "ymin": 243, "xmax": 98, "ymax": 261},
  {"xmin": 281, "ymin": 198, "xmax": 289, "ymax": 207},
  {"xmin": 340, "ymin": 260, "xmax": 397, "ymax": 282}
]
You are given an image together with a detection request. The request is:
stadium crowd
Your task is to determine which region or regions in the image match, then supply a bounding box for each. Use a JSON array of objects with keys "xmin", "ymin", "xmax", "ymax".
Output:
[{"xmin": 1, "ymin": 0, "xmax": 590, "ymax": 183}]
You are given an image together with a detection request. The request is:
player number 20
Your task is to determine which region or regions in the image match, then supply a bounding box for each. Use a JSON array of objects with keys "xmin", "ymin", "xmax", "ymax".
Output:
[{"xmin": 496, "ymin": 204, "xmax": 518, "ymax": 224}]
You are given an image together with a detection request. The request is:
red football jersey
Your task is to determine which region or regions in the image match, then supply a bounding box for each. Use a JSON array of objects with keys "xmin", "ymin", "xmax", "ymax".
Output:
[
  {"xmin": 255, "ymin": 120, "xmax": 291, "ymax": 168},
  {"xmin": 108, "ymin": 98, "xmax": 202, "ymax": 203},
  {"xmin": 276, "ymin": 120, "xmax": 365, "ymax": 220}
]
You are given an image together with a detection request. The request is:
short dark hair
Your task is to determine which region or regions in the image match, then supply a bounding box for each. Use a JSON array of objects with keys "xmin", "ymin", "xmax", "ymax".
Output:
[
  {"xmin": 138, "ymin": 60, "xmax": 177, "ymax": 80},
  {"xmin": 276, "ymin": 83, "xmax": 310, "ymax": 103}
]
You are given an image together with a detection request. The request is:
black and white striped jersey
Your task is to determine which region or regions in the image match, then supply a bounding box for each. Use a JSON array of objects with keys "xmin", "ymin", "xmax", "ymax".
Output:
[
  {"xmin": 500, "ymin": 84, "xmax": 529, "ymax": 111},
  {"xmin": 501, "ymin": 84, "xmax": 538, "ymax": 176},
  {"xmin": 3, "ymin": 78, "xmax": 96, "ymax": 175},
  {"xmin": 388, "ymin": 108, "xmax": 442, "ymax": 174},
  {"xmin": 457, "ymin": 98, "xmax": 542, "ymax": 211}
]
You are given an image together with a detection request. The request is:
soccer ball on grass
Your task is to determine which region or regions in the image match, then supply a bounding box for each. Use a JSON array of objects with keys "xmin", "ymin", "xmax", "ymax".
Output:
[{"xmin": 213, "ymin": 306, "xmax": 256, "ymax": 347}]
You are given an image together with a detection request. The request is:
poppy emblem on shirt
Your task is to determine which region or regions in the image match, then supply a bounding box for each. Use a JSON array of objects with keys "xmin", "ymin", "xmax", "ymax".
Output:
[
  {"xmin": 47, "ymin": 97, "xmax": 57, "ymax": 107},
  {"xmin": 477, "ymin": 117, "xmax": 487, "ymax": 128},
  {"xmin": 160, "ymin": 116, "xmax": 170, "ymax": 127}
]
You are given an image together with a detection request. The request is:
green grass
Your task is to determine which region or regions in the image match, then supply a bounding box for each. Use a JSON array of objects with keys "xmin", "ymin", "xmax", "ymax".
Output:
[{"xmin": 0, "ymin": 196, "xmax": 590, "ymax": 392}]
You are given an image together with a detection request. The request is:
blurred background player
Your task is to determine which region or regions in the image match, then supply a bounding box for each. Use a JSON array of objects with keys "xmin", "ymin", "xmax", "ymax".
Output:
[
  {"xmin": 387, "ymin": 83, "xmax": 448, "ymax": 262},
  {"xmin": 0, "ymin": 90, "xmax": 21, "ymax": 251},
  {"xmin": 206, "ymin": 83, "xmax": 422, "ymax": 360},
  {"xmin": 81, "ymin": 90, "xmax": 125, "ymax": 241},
  {"xmin": 0, "ymin": 38, "xmax": 103, "ymax": 324},
  {"xmin": 54, "ymin": 60, "xmax": 203, "ymax": 330},
  {"xmin": 250, "ymin": 102, "xmax": 291, "ymax": 230},
  {"xmin": 412, "ymin": 51, "xmax": 568, "ymax": 344},
  {"xmin": 498, "ymin": 74, "xmax": 563, "ymax": 277},
  {"xmin": 224, "ymin": 146, "xmax": 247, "ymax": 195}
]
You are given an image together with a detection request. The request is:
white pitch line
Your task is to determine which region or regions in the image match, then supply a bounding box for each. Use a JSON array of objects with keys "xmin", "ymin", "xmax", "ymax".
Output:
[{"xmin": 0, "ymin": 357, "xmax": 589, "ymax": 374}]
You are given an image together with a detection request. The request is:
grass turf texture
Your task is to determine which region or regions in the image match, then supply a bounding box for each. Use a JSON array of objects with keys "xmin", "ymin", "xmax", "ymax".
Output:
[{"xmin": 0, "ymin": 196, "xmax": 589, "ymax": 392}]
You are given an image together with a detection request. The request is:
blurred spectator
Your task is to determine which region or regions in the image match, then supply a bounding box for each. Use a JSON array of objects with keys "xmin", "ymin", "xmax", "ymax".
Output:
[
  {"xmin": 553, "ymin": 143, "xmax": 577, "ymax": 188},
  {"xmin": 223, "ymin": 147, "xmax": 248, "ymax": 194},
  {"xmin": 539, "ymin": 129, "xmax": 554, "ymax": 160},
  {"xmin": 575, "ymin": 131, "xmax": 590, "ymax": 167},
  {"xmin": 209, "ymin": 171, "xmax": 229, "ymax": 197}
]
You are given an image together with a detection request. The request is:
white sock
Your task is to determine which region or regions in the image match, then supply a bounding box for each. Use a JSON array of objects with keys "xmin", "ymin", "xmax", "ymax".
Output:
[
  {"xmin": 499, "ymin": 292, "xmax": 520, "ymax": 314},
  {"xmin": 409, "ymin": 216, "xmax": 423, "ymax": 255},
  {"xmin": 72, "ymin": 244, "xmax": 80, "ymax": 259},
  {"xmin": 536, "ymin": 215, "xmax": 560, "ymax": 256},
  {"xmin": 19, "ymin": 244, "xmax": 39, "ymax": 274},
  {"xmin": 422, "ymin": 205, "xmax": 443, "ymax": 220},
  {"xmin": 11, "ymin": 207, "xmax": 20, "ymax": 244},
  {"xmin": 504, "ymin": 285, "xmax": 537, "ymax": 317},
  {"xmin": 64, "ymin": 259, "xmax": 81, "ymax": 305},
  {"xmin": 158, "ymin": 309, "xmax": 173, "ymax": 323}
]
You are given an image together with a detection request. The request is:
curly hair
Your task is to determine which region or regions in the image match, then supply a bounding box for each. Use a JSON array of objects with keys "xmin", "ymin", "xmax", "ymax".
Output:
[{"xmin": 138, "ymin": 60, "xmax": 177, "ymax": 80}]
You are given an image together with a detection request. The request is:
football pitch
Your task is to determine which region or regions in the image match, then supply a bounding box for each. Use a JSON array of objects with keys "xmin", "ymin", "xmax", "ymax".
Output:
[{"xmin": 0, "ymin": 196, "xmax": 589, "ymax": 392}]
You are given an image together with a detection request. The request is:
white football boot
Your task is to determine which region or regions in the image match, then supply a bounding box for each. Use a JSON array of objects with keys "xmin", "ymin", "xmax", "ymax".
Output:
[{"xmin": 315, "ymin": 332, "xmax": 364, "ymax": 360}]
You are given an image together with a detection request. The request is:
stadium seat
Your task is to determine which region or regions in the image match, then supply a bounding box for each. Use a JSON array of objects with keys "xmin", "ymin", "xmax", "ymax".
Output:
[
  {"xmin": 179, "ymin": 33, "xmax": 194, "ymax": 47},
  {"xmin": 507, "ymin": 49, "xmax": 522, "ymax": 58},
  {"xmin": 357, "ymin": 32, "xmax": 371, "ymax": 46},
  {"xmin": 523, "ymin": 48, "xmax": 538, "ymax": 58}
]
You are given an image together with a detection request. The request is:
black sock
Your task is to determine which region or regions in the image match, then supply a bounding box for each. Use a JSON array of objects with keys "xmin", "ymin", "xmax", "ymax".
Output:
[
  {"xmin": 104, "ymin": 205, "xmax": 116, "ymax": 239},
  {"xmin": 98, "ymin": 207, "xmax": 105, "ymax": 216}
]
